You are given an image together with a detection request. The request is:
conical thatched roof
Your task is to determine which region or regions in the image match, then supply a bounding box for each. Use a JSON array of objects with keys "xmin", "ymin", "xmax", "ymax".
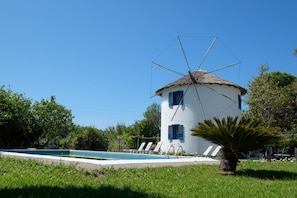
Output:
[{"xmin": 155, "ymin": 70, "xmax": 247, "ymax": 96}]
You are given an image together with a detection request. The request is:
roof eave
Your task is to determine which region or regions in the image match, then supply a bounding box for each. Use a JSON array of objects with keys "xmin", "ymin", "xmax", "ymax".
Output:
[{"xmin": 156, "ymin": 82, "xmax": 247, "ymax": 96}]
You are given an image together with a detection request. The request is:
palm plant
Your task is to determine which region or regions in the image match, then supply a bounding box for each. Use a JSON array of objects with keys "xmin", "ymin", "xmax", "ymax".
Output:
[{"xmin": 191, "ymin": 116, "xmax": 284, "ymax": 172}]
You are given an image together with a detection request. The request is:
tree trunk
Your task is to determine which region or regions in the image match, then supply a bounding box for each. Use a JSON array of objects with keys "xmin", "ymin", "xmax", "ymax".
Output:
[{"xmin": 219, "ymin": 148, "xmax": 239, "ymax": 173}]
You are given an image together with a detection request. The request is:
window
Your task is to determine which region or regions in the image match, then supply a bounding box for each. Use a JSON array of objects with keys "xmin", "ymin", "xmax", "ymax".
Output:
[
  {"xmin": 168, "ymin": 124, "xmax": 184, "ymax": 140},
  {"xmin": 169, "ymin": 90, "xmax": 183, "ymax": 106},
  {"xmin": 238, "ymin": 95, "xmax": 242, "ymax": 109}
]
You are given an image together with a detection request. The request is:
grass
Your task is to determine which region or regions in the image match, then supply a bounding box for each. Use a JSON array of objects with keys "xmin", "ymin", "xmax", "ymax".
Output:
[{"xmin": 0, "ymin": 157, "xmax": 296, "ymax": 198}]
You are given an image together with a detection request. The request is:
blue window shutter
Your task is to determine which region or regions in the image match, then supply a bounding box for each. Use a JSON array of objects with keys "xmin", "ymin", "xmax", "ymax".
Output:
[
  {"xmin": 238, "ymin": 95, "xmax": 241, "ymax": 109},
  {"xmin": 178, "ymin": 125, "xmax": 184, "ymax": 140},
  {"xmin": 168, "ymin": 125, "xmax": 173, "ymax": 140},
  {"xmin": 179, "ymin": 91, "xmax": 184, "ymax": 105},
  {"xmin": 169, "ymin": 92, "xmax": 173, "ymax": 107}
]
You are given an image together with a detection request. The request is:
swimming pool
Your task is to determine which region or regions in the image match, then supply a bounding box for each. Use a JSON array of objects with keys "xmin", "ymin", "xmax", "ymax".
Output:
[
  {"xmin": 0, "ymin": 149, "xmax": 219, "ymax": 170},
  {"xmin": 0, "ymin": 149, "xmax": 171, "ymax": 160}
]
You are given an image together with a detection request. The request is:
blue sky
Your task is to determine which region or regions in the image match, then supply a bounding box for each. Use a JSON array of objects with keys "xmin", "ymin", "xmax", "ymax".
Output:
[{"xmin": 1, "ymin": 1, "xmax": 296, "ymax": 129}]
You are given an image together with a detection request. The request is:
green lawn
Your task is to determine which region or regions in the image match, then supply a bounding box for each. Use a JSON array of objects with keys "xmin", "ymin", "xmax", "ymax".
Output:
[{"xmin": 0, "ymin": 157, "xmax": 296, "ymax": 198}]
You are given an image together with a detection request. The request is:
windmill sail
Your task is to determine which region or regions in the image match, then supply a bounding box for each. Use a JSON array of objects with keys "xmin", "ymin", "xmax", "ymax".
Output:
[{"xmin": 152, "ymin": 36, "xmax": 247, "ymax": 154}]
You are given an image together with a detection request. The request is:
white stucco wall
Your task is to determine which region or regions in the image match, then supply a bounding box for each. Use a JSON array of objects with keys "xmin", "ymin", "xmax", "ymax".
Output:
[{"xmin": 160, "ymin": 84, "xmax": 243, "ymax": 154}]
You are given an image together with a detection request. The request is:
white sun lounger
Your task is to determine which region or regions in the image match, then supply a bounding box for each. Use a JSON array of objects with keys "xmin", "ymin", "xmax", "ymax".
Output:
[
  {"xmin": 202, "ymin": 146, "xmax": 213, "ymax": 157},
  {"xmin": 142, "ymin": 142, "xmax": 153, "ymax": 154},
  {"xmin": 151, "ymin": 142, "xmax": 163, "ymax": 154},
  {"xmin": 211, "ymin": 146, "xmax": 221, "ymax": 157},
  {"xmin": 133, "ymin": 142, "xmax": 146, "ymax": 153}
]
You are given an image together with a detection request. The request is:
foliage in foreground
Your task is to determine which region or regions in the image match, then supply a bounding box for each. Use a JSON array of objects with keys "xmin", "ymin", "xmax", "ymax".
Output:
[
  {"xmin": 0, "ymin": 157, "xmax": 296, "ymax": 198},
  {"xmin": 191, "ymin": 116, "xmax": 284, "ymax": 172}
]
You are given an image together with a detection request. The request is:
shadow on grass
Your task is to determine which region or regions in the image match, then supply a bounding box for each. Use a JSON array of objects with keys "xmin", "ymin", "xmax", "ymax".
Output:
[
  {"xmin": 236, "ymin": 169, "xmax": 297, "ymax": 180},
  {"xmin": 0, "ymin": 185, "xmax": 167, "ymax": 198}
]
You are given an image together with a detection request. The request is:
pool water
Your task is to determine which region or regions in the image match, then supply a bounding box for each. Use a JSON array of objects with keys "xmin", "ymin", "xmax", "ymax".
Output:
[{"xmin": 0, "ymin": 149, "xmax": 170, "ymax": 160}]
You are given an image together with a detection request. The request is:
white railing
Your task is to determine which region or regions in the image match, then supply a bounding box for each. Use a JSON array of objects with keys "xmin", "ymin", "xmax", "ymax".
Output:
[{"xmin": 165, "ymin": 143, "xmax": 183, "ymax": 158}]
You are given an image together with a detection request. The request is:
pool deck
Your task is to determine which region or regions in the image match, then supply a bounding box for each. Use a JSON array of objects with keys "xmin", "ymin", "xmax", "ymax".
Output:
[{"xmin": 0, "ymin": 151, "xmax": 220, "ymax": 170}]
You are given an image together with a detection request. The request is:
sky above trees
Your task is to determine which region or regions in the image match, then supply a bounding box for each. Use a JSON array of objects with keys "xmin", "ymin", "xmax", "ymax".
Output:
[{"xmin": 0, "ymin": 1, "xmax": 296, "ymax": 129}]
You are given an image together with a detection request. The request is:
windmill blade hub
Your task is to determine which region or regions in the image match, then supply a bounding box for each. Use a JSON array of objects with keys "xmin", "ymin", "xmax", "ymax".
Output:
[{"xmin": 188, "ymin": 71, "xmax": 198, "ymax": 84}]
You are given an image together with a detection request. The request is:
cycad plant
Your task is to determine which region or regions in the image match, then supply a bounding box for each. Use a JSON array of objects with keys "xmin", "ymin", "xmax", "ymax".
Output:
[{"xmin": 191, "ymin": 116, "xmax": 284, "ymax": 172}]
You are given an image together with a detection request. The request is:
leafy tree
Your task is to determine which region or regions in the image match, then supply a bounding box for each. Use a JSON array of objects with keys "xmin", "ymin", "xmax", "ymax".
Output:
[
  {"xmin": 283, "ymin": 124, "xmax": 297, "ymax": 155},
  {"xmin": 104, "ymin": 103, "xmax": 161, "ymax": 150},
  {"xmin": 244, "ymin": 64, "xmax": 297, "ymax": 131},
  {"xmin": 71, "ymin": 126, "xmax": 108, "ymax": 150},
  {"xmin": 127, "ymin": 103, "xmax": 161, "ymax": 148},
  {"xmin": 31, "ymin": 96, "xmax": 75, "ymax": 147},
  {"xmin": 191, "ymin": 116, "xmax": 283, "ymax": 172},
  {"xmin": 133, "ymin": 119, "xmax": 155, "ymax": 138},
  {"xmin": 0, "ymin": 86, "xmax": 33, "ymax": 147},
  {"xmin": 104, "ymin": 123, "xmax": 128, "ymax": 151},
  {"xmin": 143, "ymin": 103, "xmax": 161, "ymax": 136},
  {"xmin": 104, "ymin": 126, "xmax": 118, "ymax": 141},
  {"xmin": 119, "ymin": 125, "xmax": 139, "ymax": 149}
]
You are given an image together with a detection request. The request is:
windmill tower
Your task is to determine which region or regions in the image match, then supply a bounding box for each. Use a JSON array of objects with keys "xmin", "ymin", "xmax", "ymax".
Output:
[{"xmin": 152, "ymin": 36, "xmax": 247, "ymax": 154}]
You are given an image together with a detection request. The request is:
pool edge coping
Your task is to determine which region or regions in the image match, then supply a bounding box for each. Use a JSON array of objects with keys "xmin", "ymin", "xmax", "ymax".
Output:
[{"xmin": 0, "ymin": 151, "xmax": 220, "ymax": 170}]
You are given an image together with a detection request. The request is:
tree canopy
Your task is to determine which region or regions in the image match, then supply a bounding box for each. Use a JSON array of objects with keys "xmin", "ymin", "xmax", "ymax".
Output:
[
  {"xmin": 103, "ymin": 103, "xmax": 161, "ymax": 151},
  {"xmin": 70, "ymin": 126, "xmax": 108, "ymax": 151},
  {"xmin": 31, "ymin": 96, "xmax": 75, "ymax": 147},
  {"xmin": 244, "ymin": 64, "xmax": 297, "ymax": 131},
  {"xmin": 0, "ymin": 87, "xmax": 75, "ymax": 148},
  {"xmin": 0, "ymin": 86, "xmax": 32, "ymax": 147},
  {"xmin": 143, "ymin": 103, "xmax": 161, "ymax": 135},
  {"xmin": 0, "ymin": 84, "xmax": 161, "ymax": 151}
]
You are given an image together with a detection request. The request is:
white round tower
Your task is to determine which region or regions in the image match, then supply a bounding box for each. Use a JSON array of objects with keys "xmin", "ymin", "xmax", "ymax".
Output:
[{"xmin": 156, "ymin": 71, "xmax": 246, "ymax": 154}]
